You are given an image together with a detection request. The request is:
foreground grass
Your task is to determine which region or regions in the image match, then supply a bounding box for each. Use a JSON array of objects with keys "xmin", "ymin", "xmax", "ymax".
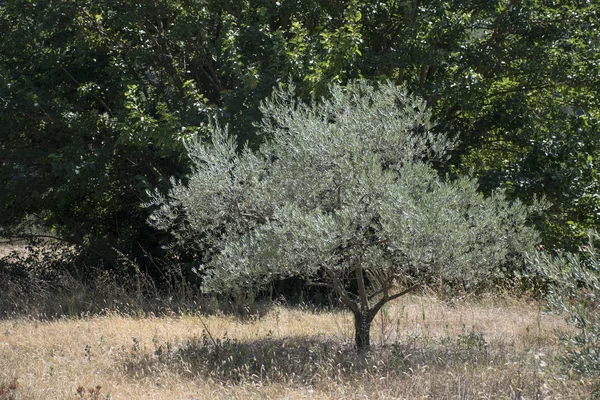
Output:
[{"xmin": 0, "ymin": 295, "xmax": 595, "ymax": 399}]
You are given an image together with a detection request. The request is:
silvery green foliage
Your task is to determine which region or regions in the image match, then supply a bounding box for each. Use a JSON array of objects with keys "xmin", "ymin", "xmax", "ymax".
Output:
[
  {"xmin": 529, "ymin": 232, "xmax": 600, "ymax": 377},
  {"xmin": 147, "ymin": 81, "xmax": 537, "ymax": 295}
]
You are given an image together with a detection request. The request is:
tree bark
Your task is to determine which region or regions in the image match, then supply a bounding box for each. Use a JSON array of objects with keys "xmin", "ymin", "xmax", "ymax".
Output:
[
  {"xmin": 354, "ymin": 311, "xmax": 373, "ymax": 350},
  {"xmin": 353, "ymin": 284, "xmax": 420, "ymax": 350}
]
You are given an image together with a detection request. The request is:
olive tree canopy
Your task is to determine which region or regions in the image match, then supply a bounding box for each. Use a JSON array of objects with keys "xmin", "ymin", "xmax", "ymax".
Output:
[{"xmin": 148, "ymin": 81, "xmax": 538, "ymax": 348}]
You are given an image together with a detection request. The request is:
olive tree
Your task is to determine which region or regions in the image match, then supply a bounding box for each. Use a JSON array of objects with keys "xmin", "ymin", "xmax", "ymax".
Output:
[
  {"xmin": 148, "ymin": 81, "xmax": 538, "ymax": 349},
  {"xmin": 529, "ymin": 232, "xmax": 600, "ymax": 378}
]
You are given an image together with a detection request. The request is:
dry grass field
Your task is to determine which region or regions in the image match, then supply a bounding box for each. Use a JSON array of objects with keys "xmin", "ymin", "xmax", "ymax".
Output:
[{"xmin": 0, "ymin": 294, "xmax": 596, "ymax": 400}]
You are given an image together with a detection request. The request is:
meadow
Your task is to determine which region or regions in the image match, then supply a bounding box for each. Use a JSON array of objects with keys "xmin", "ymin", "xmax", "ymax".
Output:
[
  {"xmin": 1, "ymin": 294, "xmax": 596, "ymax": 400},
  {"xmin": 1, "ymin": 241, "xmax": 598, "ymax": 399}
]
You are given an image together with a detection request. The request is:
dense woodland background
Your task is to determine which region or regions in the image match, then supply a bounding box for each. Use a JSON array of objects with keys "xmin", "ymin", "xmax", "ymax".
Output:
[{"xmin": 1, "ymin": 0, "xmax": 599, "ymax": 297}]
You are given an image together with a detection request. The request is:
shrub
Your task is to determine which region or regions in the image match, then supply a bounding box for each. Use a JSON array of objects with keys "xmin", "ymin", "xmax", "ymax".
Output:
[{"xmin": 529, "ymin": 231, "xmax": 600, "ymax": 380}]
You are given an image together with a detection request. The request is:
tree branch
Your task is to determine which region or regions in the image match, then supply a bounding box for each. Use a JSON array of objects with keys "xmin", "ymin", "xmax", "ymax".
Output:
[
  {"xmin": 370, "ymin": 283, "xmax": 420, "ymax": 318},
  {"xmin": 306, "ymin": 279, "xmax": 332, "ymax": 288},
  {"xmin": 355, "ymin": 260, "xmax": 370, "ymax": 311},
  {"xmin": 328, "ymin": 270, "xmax": 360, "ymax": 315},
  {"xmin": 477, "ymin": 0, "xmax": 521, "ymax": 76},
  {"xmin": 487, "ymin": 83, "xmax": 552, "ymax": 100},
  {"xmin": 58, "ymin": 65, "xmax": 113, "ymax": 116},
  {"xmin": 368, "ymin": 288, "xmax": 383, "ymax": 300}
]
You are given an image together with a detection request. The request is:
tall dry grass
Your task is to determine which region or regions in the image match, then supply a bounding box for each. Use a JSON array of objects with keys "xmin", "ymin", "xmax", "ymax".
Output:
[
  {"xmin": 0, "ymin": 240, "xmax": 209, "ymax": 320},
  {"xmin": 1, "ymin": 295, "xmax": 595, "ymax": 400}
]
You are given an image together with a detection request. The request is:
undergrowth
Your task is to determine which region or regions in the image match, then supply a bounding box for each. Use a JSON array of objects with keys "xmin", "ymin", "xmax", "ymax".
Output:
[
  {"xmin": 116, "ymin": 324, "xmax": 561, "ymax": 398},
  {"xmin": 1, "ymin": 240, "xmax": 598, "ymax": 398},
  {"xmin": 0, "ymin": 239, "xmax": 215, "ymax": 319}
]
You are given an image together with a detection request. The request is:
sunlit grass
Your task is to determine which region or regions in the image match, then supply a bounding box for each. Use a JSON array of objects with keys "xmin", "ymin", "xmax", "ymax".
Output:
[{"xmin": 0, "ymin": 294, "xmax": 595, "ymax": 399}]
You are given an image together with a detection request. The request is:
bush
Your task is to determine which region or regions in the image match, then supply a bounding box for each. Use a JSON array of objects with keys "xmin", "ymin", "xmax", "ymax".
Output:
[{"xmin": 529, "ymin": 231, "xmax": 600, "ymax": 380}]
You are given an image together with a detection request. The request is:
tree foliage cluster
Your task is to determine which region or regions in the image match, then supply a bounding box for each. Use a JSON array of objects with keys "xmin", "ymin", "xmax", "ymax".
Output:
[
  {"xmin": 530, "ymin": 232, "xmax": 600, "ymax": 381},
  {"xmin": 1, "ymin": 1, "xmax": 599, "ymax": 269},
  {"xmin": 148, "ymin": 82, "xmax": 539, "ymax": 348}
]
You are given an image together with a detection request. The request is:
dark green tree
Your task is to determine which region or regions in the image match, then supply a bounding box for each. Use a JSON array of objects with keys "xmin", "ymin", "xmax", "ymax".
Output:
[
  {"xmin": 1, "ymin": 0, "xmax": 195, "ymax": 267},
  {"xmin": 351, "ymin": 1, "xmax": 600, "ymax": 249},
  {"xmin": 2, "ymin": 0, "xmax": 598, "ymax": 276}
]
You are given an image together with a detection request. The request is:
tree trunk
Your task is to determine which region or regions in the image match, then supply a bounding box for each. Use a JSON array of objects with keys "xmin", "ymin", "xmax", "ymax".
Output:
[{"xmin": 354, "ymin": 312, "xmax": 373, "ymax": 350}]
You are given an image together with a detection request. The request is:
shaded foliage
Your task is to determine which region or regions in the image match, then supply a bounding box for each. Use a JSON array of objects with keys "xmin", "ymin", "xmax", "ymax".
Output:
[{"xmin": 1, "ymin": 0, "xmax": 598, "ymax": 279}]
